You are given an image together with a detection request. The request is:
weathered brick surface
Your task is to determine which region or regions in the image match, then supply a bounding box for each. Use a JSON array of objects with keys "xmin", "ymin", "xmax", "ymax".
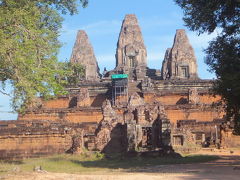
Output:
[
  {"xmin": 220, "ymin": 123, "xmax": 240, "ymax": 148},
  {"xmin": 171, "ymin": 119, "xmax": 224, "ymax": 152},
  {"xmin": 18, "ymin": 108, "xmax": 103, "ymax": 123},
  {"xmin": 221, "ymin": 132, "xmax": 240, "ymax": 148},
  {"xmin": 165, "ymin": 107, "xmax": 224, "ymax": 124},
  {"xmin": 0, "ymin": 121, "xmax": 97, "ymax": 159},
  {"xmin": 42, "ymin": 98, "xmax": 69, "ymax": 109}
]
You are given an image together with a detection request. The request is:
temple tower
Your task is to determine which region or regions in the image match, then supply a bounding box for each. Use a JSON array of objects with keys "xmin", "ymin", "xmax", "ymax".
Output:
[
  {"xmin": 161, "ymin": 29, "xmax": 198, "ymax": 80},
  {"xmin": 115, "ymin": 14, "xmax": 147, "ymax": 80},
  {"xmin": 70, "ymin": 30, "xmax": 100, "ymax": 81}
]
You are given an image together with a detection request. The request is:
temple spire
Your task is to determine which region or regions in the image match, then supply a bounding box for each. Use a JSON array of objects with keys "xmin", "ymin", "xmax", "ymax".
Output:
[
  {"xmin": 115, "ymin": 14, "xmax": 147, "ymax": 80},
  {"xmin": 161, "ymin": 29, "xmax": 198, "ymax": 80},
  {"xmin": 70, "ymin": 30, "xmax": 100, "ymax": 81}
]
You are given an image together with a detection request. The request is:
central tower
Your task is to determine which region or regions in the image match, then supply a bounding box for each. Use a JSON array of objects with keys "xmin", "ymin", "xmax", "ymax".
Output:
[{"xmin": 115, "ymin": 14, "xmax": 147, "ymax": 80}]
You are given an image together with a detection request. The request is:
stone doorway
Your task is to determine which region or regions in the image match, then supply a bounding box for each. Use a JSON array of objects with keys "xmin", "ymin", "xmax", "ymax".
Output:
[
  {"xmin": 172, "ymin": 135, "xmax": 184, "ymax": 146},
  {"xmin": 180, "ymin": 66, "xmax": 189, "ymax": 78},
  {"xmin": 142, "ymin": 127, "xmax": 152, "ymax": 148},
  {"xmin": 129, "ymin": 56, "xmax": 136, "ymax": 68}
]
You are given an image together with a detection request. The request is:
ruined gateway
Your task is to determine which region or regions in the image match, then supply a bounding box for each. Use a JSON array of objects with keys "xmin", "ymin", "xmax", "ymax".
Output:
[{"xmin": 0, "ymin": 14, "xmax": 239, "ymax": 159}]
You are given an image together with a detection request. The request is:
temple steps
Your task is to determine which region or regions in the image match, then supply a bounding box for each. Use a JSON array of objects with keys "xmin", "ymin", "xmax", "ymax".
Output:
[{"xmin": 128, "ymin": 81, "xmax": 142, "ymax": 95}]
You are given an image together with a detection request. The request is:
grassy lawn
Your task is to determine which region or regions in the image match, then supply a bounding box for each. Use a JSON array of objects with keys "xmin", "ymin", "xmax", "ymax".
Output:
[{"xmin": 0, "ymin": 152, "xmax": 219, "ymax": 175}]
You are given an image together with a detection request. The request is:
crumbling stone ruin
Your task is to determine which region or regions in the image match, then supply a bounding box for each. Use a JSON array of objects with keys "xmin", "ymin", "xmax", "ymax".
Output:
[
  {"xmin": 0, "ymin": 120, "xmax": 97, "ymax": 159},
  {"xmin": 0, "ymin": 14, "xmax": 235, "ymax": 159}
]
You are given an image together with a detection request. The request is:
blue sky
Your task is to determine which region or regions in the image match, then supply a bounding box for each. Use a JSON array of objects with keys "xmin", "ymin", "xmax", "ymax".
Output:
[{"xmin": 0, "ymin": 0, "xmax": 217, "ymax": 120}]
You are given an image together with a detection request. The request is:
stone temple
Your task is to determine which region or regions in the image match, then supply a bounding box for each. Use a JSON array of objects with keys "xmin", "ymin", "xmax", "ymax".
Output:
[{"xmin": 0, "ymin": 14, "xmax": 239, "ymax": 159}]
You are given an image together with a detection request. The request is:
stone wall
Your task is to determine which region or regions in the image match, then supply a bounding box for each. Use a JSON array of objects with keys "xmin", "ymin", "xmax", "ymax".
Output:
[
  {"xmin": 0, "ymin": 120, "xmax": 98, "ymax": 159},
  {"xmin": 18, "ymin": 108, "xmax": 103, "ymax": 123},
  {"xmin": 42, "ymin": 97, "xmax": 69, "ymax": 109},
  {"xmin": 41, "ymin": 94, "xmax": 108, "ymax": 109},
  {"xmin": 42, "ymin": 92, "xmax": 220, "ymax": 109},
  {"xmin": 171, "ymin": 119, "xmax": 224, "ymax": 152},
  {"xmin": 221, "ymin": 132, "xmax": 240, "ymax": 148},
  {"xmin": 144, "ymin": 93, "xmax": 221, "ymax": 106},
  {"xmin": 166, "ymin": 107, "xmax": 224, "ymax": 124},
  {"xmin": 19, "ymin": 80, "xmax": 223, "ymax": 126},
  {"xmin": 221, "ymin": 123, "xmax": 240, "ymax": 148}
]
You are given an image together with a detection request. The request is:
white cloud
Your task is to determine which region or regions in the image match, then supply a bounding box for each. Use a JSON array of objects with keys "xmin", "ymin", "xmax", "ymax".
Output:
[
  {"xmin": 60, "ymin": 20, "xmax": 121, "ymax": 40},
  {"xmin": 81, "ymin": 20, "xmax": 121, "ymax": 31}
]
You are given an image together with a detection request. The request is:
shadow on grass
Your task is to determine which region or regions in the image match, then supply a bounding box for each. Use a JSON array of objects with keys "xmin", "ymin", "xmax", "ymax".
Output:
[
  {"xmin": 48, "ymin": 157, "xmax": 64, "ymax": 162},
  {"xmin": 1, "ymin": 160, "xmax": 24, "ymax": 165},
  {"xmin": 70, "ymin": 154, "xmax": 219, "ymax": 171}
]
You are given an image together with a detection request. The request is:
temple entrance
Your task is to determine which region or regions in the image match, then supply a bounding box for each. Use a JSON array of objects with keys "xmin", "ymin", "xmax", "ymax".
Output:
[
  {"xmin": 180, "ymin": 66, "xmax": 189, "ymax": 78},
  {"xmin": 129, "ymin": 56, "xmax": 136, "ymax": 68},
  {"xmin": 142, "ymin": 127, "xmax": 152, "ymax": 148}
]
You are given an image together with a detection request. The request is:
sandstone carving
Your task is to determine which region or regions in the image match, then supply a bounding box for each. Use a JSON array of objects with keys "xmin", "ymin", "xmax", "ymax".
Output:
[
  {"xmin": 70, "ymin": 30, "xmax": 100, "ymax": 81},
  {"xmin": 67, "ymin": 131, "xmax": 84, "ymax": 154},
  {"xmin": 161, "ymin": 29, "xmax": 198, "ymax": 79},
  {"xmin": 188, "ymin": 88, "xmax": 200, "ymax": 105},
  {"xmin": 127, "ymin": 92, "xmax": 145, "ymax": 109},
  {"xmin": 124, "ymin": 93, "xmax": 171, "ymax": 151},
  {"xmin": 95, "ymin": 100, "xmax": 123, "ymax": 152}
]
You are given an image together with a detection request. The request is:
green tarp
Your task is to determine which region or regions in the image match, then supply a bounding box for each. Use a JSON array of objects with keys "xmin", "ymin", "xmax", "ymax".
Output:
[{"xmin": 111, "ymin": 74, "xmax": 128, "ymax": 79}]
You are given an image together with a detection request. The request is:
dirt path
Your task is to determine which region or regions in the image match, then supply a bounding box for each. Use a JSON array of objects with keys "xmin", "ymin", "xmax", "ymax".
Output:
[{"xmin": 3, "ymin": 155, "xmax": 240, "ymax": 180}]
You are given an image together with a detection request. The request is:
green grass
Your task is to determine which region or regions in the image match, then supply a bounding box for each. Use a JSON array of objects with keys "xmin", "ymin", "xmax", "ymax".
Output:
[{"xmin": 0, "ymin": 152, "xmax": 219, "ymax": 175}]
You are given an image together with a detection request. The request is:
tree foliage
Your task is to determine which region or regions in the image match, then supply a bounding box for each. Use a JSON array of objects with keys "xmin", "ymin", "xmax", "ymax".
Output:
[
  {"xmin": 175, "ymin": 0, "xmax": 240, "ymax": 34},
  {"xmin": 59, "ymin": 62, "xmax": 85, "ymax": 86},
  {"xmin": 205, "ymin": 35, "xmax": 240, "ymax": 132},
  {"xmin": 175, "ymin": 0, "xmax": 240, "ymax": 133},
  {"xmin": 0, "ymin": 0, "xmax": 88, "ymax": 111}
]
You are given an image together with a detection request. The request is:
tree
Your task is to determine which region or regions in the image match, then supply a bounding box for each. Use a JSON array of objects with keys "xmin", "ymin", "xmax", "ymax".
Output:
[
  {"xmin": 175, "ymin": 0, "xmax": 240, "ymax": 133},
  {"xmin": 58, "ymin": 62, "xmax": 85, "ymax": 86},
  {"xmin": 0, "ymin": 0, "xmax": 88, "ymax": 112}
]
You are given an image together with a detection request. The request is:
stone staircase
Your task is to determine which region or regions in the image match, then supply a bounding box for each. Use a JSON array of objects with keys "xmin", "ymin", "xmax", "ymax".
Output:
[{"xmin": 128, "ymin": 81, "xmax": 142, "ymax": 95}]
